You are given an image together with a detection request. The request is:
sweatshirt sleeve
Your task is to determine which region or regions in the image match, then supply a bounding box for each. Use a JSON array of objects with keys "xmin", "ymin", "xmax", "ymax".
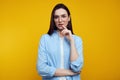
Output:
[
  {"xmin": 70, "ymin": 36, "xmax": 84, "ymax": 72},
  {"xmin": 37, "ymin": 35, "xmax": 56, "ymax": 78}
]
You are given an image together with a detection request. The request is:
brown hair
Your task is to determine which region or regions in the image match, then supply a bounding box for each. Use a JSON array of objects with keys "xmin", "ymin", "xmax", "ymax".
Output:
[{"xmin": 47, "ymin": 3, "xmax": 74, "ymax": 35}]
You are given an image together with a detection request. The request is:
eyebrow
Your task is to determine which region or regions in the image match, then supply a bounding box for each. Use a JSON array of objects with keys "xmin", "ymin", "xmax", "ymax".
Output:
[{"xmin": 54, "ymin": 14, "xmax": 67, "ymax": 16}]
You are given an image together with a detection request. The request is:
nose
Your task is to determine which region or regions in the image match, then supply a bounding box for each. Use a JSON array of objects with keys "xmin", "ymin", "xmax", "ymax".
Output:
[{"xmin": 58, "ymin": 17, "xmax": 62, "ymax": 22}]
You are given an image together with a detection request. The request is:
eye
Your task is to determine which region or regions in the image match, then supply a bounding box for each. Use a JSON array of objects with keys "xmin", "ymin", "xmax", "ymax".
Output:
[
  {"xmin": 62, "ymin": 15, "xmax": 67, "ymax": 18},
  {"xmin": 54, "ymin": 15, "xmax": 59, "ymax": 19}
]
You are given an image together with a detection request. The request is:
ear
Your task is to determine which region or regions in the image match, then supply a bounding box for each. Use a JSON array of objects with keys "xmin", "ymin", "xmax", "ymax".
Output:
[{"xmin": 68, "ymin": 16, "xmax": 70, "ymax": 21}]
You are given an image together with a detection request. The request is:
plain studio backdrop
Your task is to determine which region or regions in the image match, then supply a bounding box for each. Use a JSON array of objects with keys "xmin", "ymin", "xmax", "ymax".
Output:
[{"xmin": 0, "ymin": 0, "xmax": 120, "ymax": 80}]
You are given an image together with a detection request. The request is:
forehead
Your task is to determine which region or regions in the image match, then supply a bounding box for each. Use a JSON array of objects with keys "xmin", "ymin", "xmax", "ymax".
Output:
[{"xmin": 54, "ymin": 8, "xmax": 68, "ymax": 15}]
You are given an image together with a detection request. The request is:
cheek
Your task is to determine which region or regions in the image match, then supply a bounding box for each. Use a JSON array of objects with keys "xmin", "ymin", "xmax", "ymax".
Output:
[
  {"xmin": 54, "ymin": 20, "xmax": 58, "ymax": 24},
  {"xmin": 64, "ymin": 19, "xmax": 69, "ymax": 24},
  {"xmin": 64, "ymin": 18, "xmax": 69, "ymax": 22}
]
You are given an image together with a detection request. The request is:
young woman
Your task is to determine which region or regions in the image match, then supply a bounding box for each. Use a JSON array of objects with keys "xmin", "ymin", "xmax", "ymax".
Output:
[{"xmin": 37, "ymin": 3, "xmax": 83, "ymax": 80}]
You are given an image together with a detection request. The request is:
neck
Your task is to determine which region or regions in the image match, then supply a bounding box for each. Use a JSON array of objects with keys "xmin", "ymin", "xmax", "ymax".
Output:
[{"xmin": 57, "ymin": 30, "xmax": 64, "ymax": 38}]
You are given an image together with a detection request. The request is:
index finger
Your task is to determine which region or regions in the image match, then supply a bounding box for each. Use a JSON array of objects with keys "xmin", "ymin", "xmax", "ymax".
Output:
[{"xmin": 62, "ymin": 25, "xmax": 67, "ymax": 29}]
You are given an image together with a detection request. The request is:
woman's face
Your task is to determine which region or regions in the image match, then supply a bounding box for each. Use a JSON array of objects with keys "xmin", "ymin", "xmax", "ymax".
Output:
[{"xmin": 54, "ymin": 8, "xmax": 70, "ymax": 31}]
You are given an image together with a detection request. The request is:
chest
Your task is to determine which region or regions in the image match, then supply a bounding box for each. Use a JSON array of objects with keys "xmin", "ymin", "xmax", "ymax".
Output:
[{"xmin": 46, "ymin": 37, "xmax": 70, "ymax": 58}]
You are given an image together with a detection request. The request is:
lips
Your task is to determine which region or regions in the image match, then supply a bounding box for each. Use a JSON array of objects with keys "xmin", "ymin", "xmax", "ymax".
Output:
[
  {"xmin": 58, "ymin": 24, "xmax": 64, "ymax": 27},
  {"xmin": 57, "ymin": 24, "xmax": 64, "ymax": 31},
  {"xmin": 58, "ymin": 24, "xmax": 63, "ymax": 25}
]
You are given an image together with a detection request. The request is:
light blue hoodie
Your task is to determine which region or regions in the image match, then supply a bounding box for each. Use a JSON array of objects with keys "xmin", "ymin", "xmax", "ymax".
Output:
[{"xmin": 37, "ymin": 30, "xmax": 83, "ymax": 80}]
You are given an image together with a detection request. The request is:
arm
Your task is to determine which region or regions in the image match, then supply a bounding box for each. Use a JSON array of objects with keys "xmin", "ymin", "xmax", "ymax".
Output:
[
  {"xmin": 37, "ymin": 35, "xmax": 56, "ymax": 78},
  {"xmin": 61, "ymin": 26, "xmax": 83, "ymax": 72},
  {"xmin": 54, "ymin": 68, "xmax": 80, "ymax": 77},
  {"xmin": 70, "ymin": 38, "xmax": 79, "ymax": 61},
  {"xmin": 70, "ymin": 36, "xmax": 83, "ymax": 72}
]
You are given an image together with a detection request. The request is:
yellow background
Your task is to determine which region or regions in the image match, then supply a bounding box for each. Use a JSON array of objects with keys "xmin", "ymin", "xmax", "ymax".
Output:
[{"xmin": 0, "ymin": 0, "xmax": 120, "ymax": 80}]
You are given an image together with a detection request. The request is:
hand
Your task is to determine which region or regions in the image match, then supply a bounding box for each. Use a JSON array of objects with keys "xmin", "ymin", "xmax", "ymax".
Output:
[
  {"xmin": 61, "ymin": 26, "xmax": 73, "ymax": 41},
  {"xmin": 67, "ymin": 70, "xmax": 81, "ymax": 76},
  {"xmin": 54, "ymin": 68, "xmax": 80, "ymax": 76}
]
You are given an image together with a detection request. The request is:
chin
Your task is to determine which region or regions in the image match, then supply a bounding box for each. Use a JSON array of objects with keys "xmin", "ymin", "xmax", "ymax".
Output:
[
  {"xmin": 57, "ymin": 28, "xmax": 64, "ymax": 31},
  {"xmin": 57, "ymin": 27, "xmax": 63, "ymax": 29}
]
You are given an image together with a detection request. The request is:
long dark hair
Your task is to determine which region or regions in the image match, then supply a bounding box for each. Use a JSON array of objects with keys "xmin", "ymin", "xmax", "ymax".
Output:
[{"xmin": 47, "ymin": 3, "xmax": 74, "ymax": 35}]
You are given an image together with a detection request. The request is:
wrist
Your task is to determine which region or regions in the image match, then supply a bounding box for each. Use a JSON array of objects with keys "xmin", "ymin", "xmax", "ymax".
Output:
[
  {"xmin": 70, "ymin": 38, "xmax": 75, "ymax": 44},
  {"xmin": 66, "ymin": 70, "xmax": 73, "ymax": 76}
]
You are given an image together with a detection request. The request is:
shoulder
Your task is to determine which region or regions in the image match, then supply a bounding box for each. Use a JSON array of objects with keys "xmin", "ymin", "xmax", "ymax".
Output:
[
  {"xmin": 72, "ymin": 35, "xmax": 83, "ymax": 47},
  {"xmin": 39, "ymin": 34, "xmax": 50, "ymax": 42},
  {"xmin": 40, "ymin": 31, "xmax": 57, "ymax": 40},
  {"xmin": 72, "ymin": 34, "xmax": 82, "ymax": 43},
  {"xmin": 41, "ymin": 34, "xmax": 50, "ymax": 39}
]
